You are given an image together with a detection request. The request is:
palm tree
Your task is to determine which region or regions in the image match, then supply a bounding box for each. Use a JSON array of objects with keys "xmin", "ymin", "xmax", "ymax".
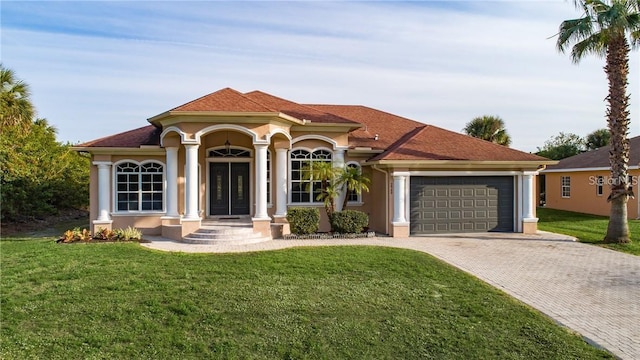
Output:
[
  {"xmin": 585, "ymin": 128, "xmax": 611, "ymax": 150},
  {"xmin": 556, "ymin": 0, "xmax": 640, "ymax": 243},
  {"xmin": 0, "ymin": 64, "xmax": 34, "ymax": 132},
  {"xmin": 463, "ymin": 115, "xmax": 511, "ymax": 146},
  {"xmin": 337, "ymin": 165, "xmax": 371, "ymax": 210},
  {"xmin": 301, "ymin": 161, "xmax": 341, "ymax": 219}
]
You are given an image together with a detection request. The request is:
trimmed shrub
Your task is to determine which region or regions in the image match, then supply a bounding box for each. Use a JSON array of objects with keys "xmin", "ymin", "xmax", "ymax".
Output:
[
  {"xmin": 330, "ymin": 210, "xmax": 369, "ymax": 234},
  {"xmin": 287, "ymin": 207, "xmax": 320, "ymax": 235}
]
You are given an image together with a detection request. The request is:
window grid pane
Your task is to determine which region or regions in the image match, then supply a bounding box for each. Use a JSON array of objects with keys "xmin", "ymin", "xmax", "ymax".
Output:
[
  {"xmin": 116, "ymin": 162, "xmax": 164, "ymax": 212},
  {"xmin": 290, "ymin": 149, "xmax": 332, "ymax": 203}
]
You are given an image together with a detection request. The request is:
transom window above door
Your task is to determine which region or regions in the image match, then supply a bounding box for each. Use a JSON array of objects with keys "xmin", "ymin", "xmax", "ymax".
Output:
[{"xmin": 209, "ymin": 148, "xmax": 251, "ymax": 158}]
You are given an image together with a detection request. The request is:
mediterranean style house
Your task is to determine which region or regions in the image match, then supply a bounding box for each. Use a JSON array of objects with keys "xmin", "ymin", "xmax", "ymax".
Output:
[
  {"xmin": 542, "ymin": 135, "xmax": 640, "ymax": 219},
  {"xmin": 73, "ymin": 88, "xmax": 554, "ymax": 240}
]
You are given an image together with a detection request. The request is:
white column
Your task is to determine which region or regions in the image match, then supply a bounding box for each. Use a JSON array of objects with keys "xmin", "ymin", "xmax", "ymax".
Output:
[
  {"xmin": 94, "ymin": 161, "xmax": 112, "ymax": 221},
  {"xmin": 392, "ymin": 173, "xmax": 408, "ymax": 223},
  {"xmin": 184, "ymin": 144, "xmax": 200, "ymax": 220},
  {"xmin": 275, "ymin": 148, "xmax": 288, "ymax": 217},
  {"xmin": 254, "ymin": 143, "xmax": 269, "ymax": 219},
  {"xmin": 523, "ymin": 172, "xmax": 536, "ymax": 220},
  {"xmin": 333, "ymin": 148, "xmax": 346, "ymax": 211},
  {"xmin": 165, "ymin": 147, "xmax": 179, "ymax": 217}
]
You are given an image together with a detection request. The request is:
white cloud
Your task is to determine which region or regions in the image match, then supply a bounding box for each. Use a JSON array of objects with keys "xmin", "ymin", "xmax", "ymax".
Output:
[{"xmin": 1, "ymin": 1, "xmax": 637, "ymax": 152}]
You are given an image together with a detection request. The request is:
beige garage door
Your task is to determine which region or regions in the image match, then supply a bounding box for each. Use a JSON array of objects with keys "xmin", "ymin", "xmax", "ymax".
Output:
[{"xmin": 410, "ymin": 176, "xmax": 514, "ymax": 234}]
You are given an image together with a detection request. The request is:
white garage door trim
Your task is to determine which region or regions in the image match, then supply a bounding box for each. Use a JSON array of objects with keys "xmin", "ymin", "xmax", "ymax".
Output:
[{"xmin": 395, "ymin": 171, "xmax": 526, "ymax": 234}]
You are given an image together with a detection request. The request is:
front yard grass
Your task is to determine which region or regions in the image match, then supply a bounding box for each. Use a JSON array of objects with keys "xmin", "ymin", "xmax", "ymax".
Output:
[
  {"xmin": 0, "ymin": 238, "xmax": 612, "ymax": 359},
  {"xmin": 537, "ymin": 207, "xmax": 640, "ymax": 256}
]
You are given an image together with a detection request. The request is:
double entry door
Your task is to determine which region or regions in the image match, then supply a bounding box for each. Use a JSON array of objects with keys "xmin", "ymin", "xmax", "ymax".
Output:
[{"xmin": 209, "ymin": 162, "xmax": 250, "ymax": 216}]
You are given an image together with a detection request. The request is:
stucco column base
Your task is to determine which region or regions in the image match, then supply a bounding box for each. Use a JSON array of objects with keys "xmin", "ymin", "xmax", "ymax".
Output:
[
  {"xmin": 161, "ymin": 216, "xmax": 182, "ymax": 240},
  {"xmin": 92, "ymin": 220, "xmax": 113, "ymax": 234},
  {"xmin": 252, "ymin": 218, "xmax": 272, "ymax": 238},
  {"xmin": 391, "ymin": 222, "xmax": 410, "ymax": 238},
  {"xmin": 180, "ymin": 219, "xmax": 201, "ymax": 238},
  {"xmin": 272, "ymin": 215, "xmax": 288, "ymax": 224},
  {"xmin": 271, "ymin": 223, "xmax": 290, "ymax": 239},
  {"xmin": 523, "ymin": 218, "xmax": 539, "ymax": 234}
]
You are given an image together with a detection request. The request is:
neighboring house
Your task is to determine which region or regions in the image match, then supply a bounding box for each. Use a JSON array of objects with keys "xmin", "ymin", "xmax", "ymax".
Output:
[
  {"xmin": 542, "ymin": 135, "xmax": 640, "ymax": 219},
  {"xmin": 73, "ymin": 88, "xmax": 554, "ymax": 240}
]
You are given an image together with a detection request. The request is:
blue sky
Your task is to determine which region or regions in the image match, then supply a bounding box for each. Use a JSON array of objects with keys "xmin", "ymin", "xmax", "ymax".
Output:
[{"xmin": 2, "ymin": 1, "xmax": 638, "ymax": 152}]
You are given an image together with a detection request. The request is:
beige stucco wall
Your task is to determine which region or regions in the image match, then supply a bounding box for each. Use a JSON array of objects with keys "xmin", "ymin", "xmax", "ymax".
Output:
[{"xmin": 545, "ymin": 170, "xmax": 639, "ymax": 219}]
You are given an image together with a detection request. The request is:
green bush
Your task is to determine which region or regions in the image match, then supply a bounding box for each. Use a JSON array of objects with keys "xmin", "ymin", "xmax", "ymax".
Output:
[
  {"xmin": 287, "ymin": 207, "xmax": 320, "ymax": 235},
  {"xmin": 330, "ymin": 210, "xmax": 369, "ymax": 234}
]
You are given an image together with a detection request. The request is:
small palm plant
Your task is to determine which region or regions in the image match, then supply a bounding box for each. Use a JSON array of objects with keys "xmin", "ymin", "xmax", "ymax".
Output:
[{"xmin": 337, "ymin": 165, "xmax": 371, "ymax": 210}]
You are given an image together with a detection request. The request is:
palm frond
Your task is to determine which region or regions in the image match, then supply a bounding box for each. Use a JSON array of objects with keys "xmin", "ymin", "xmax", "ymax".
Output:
[
  {"xmin": 556, "ymin": 17, "xmax": 594, "ymax": 53},
  {"xmin": 571, "ymin": 32, "xmax": 608, "ymax": 61}
]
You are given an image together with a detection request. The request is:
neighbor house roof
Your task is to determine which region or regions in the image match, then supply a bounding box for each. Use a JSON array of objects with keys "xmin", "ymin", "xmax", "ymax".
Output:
[{"xmin": 543, "ymin": 136, "xmax": 640, "ymax": 171}]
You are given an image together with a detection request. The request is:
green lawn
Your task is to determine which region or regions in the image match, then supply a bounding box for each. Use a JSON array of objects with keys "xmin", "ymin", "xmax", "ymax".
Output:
[
  {"xmin": 537, "ymin": 207, "xmax": 640, "ymax": 256},
  {"xmin": 0, "ymin": 239, "xmax": 612, "ymax": 359}
]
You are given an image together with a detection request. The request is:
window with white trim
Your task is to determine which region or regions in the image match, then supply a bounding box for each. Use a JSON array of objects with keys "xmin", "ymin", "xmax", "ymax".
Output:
[
  {"xmin": 116, "ymin": 161, "xmax": 164, "ymax": 211},
  {"xmin": 267, "ymin": 150, "xmax": 272, "ymax": 205},
  {"xmin": 290, "ymin": 149, "xmax": 332, "ymax": 203},
  {"xmin": 561, "ymin": 176, "xmax": 571, "ymax": 198},
  {"xmin": 596, "ymin": 176, "xmax": 604, "ymax": 196},
  {"xmin": 346, "ymin": 163, "xmax": 362, "ymax": 203}
]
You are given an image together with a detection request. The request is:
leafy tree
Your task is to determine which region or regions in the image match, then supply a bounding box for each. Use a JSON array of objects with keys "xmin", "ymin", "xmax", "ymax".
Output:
[
  {"xmin": 463, "ymin": 115, "xmax": 511, "ymax": 146},
  {"xmin": 536, "ymin": 132, "xmax": 585, "ymax": 160},
  {"xmin": 1, "ymin": 64, "xmax": 35, "ymax": 132},
  {"xmin": 585, "ymin": 128, "xmax": 611, "ymax": 150},
  {"xmin": 556, "ymin": 0, "xmax": 639, "ymax": 243},
  {"xmin": 0, "ymin": 65, "xmax": 89, "ymax": 222}
]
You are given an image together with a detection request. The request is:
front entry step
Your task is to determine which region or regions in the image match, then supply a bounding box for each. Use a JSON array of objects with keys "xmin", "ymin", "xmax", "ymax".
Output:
[{"xmin": 181, "ymin": 219, "xmax": 271, "ymax": 245}]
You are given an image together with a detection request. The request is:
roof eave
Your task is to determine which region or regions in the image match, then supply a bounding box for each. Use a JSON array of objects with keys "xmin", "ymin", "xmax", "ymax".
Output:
[
  {"xmin": 148, "ymin": 111, "xmax": 306, "ymax": 125},
  {"xmin": 71, "ymin": 146, "xmax": 166, "ymax": 156},
  {"xmin": 363, "ymin": 159, "xmax": 557, "ymax": 169}
]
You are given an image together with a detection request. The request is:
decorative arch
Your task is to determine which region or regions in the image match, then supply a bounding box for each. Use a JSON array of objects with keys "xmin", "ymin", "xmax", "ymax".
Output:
[
  {"xmin": 160, "ymin": 126, "xmax": 188, "ymax": 146},
  {"xmin": 291, "ymin": 134, "xmax": 342, "ymax": 150},
  {"xmin": 196, "ymin": 124, "xmax": 260, "ymax": 144},
  {"xmin": 266, "ymin": 128, "xmax": 292, "ymax": 147}
]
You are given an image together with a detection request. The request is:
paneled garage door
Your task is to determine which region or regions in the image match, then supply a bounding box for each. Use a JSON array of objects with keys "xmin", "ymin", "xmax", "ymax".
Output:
[{"xmin": 410, "ymin": 176, "xmax": 514, "ymax": 234}]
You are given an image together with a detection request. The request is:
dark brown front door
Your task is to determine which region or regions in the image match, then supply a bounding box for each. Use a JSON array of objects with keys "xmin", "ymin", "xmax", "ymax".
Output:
[{"xmin": 210, "ymin": 162, "xmax": 250, "ymax": 216}]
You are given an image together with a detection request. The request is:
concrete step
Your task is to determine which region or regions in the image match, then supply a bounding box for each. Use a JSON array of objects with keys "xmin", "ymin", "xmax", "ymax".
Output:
[{"xmin": 181, "ymin": 221, "xmax": 270, "ymax": 245}]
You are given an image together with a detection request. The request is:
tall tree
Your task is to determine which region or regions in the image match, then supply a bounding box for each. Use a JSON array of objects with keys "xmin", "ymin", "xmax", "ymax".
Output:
[
  {"xmin": 585, "ymin": 128, "xmax": 611, "ymax": 150},
  {"xmin": 0, "ymin": 64, "xmax": 35, "ymax": 132},
  {"xmin": 556, "ymin": 0, "xmax": 640, "ymax": 243},
  {"xmin": 535, "ymin": 132, "xmax": 585, "ymax": 160},
  {"xmin": 463, "ymin": 115, "xmax": 511, "ymax": 146}
]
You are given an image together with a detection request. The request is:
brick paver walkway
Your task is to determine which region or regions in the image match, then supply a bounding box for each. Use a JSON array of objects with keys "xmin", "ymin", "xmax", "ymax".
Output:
[{"xmin": 142, "ymin": 232, "xmax": 640, "ymax": 359}]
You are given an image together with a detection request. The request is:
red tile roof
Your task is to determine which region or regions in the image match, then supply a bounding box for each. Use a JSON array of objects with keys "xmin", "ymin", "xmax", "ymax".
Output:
[
  {"xmin": 307, "ymin": 105, "xmax": 424, "ymax": 150},
  {"xmin": 76, "ymin": 125, "xmax": 161, "ymax": 147},
  {"xmin": 77, "ymin": 88, "xmax": 551, "ymax": 163},
  {"xmin": 368, "ymin": 125, "xmax": 547, "ymax": 162},
  {"xmin": 244, "ymin": 91, "xmax": 358, "ymax": 124},
  {"xmin": 170, "ymin": 88, "xmax": 275, "ymax": 112},
  {"xmin": 544, "ymin": 136, "xmax": 640, "ymax": 170}
]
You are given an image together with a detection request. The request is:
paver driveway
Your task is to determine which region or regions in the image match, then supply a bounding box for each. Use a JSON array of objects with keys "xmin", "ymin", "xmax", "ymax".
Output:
[{"xmin": 143, "ymin": 232, "xmax": 640, "ymax": 359}]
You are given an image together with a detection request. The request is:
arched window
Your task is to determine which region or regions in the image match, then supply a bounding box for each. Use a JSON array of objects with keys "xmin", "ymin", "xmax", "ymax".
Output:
[
  {"xmin": 290, "ymin": 149, "xmax": 332, "ymax": 203},
  {"xmin": 115, "ymin": 161, "xmax": 164, "ymax": 212}
]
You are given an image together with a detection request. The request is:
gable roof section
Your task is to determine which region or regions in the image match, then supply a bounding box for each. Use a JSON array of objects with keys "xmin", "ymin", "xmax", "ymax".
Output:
[
  {"xmin": 170, "ymin": 87, "xmax": 275, "ymax": 112},
  {"xmin": 544, "ymin": 135, "xmax": 640, "ymax": 171},
  {"xmin": 307, "ymin": 105, "xmax": 424, "ymax": 150},
  {"xmin": 369, "ymin": 124, "xmax": 548, "ymax": 162},
  {"xmin": 76, "ymin": 125, "xmax": 161, "ymax": 147},
  {"xmin": 245, "ymin": 91, "xmax": 359, "ymax": 125}
]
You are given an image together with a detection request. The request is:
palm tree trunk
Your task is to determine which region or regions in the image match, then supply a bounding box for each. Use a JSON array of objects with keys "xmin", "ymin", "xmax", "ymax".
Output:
[{"xmin": 604, "ymin": 34, "xmax": 631, "ymax": 244}]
